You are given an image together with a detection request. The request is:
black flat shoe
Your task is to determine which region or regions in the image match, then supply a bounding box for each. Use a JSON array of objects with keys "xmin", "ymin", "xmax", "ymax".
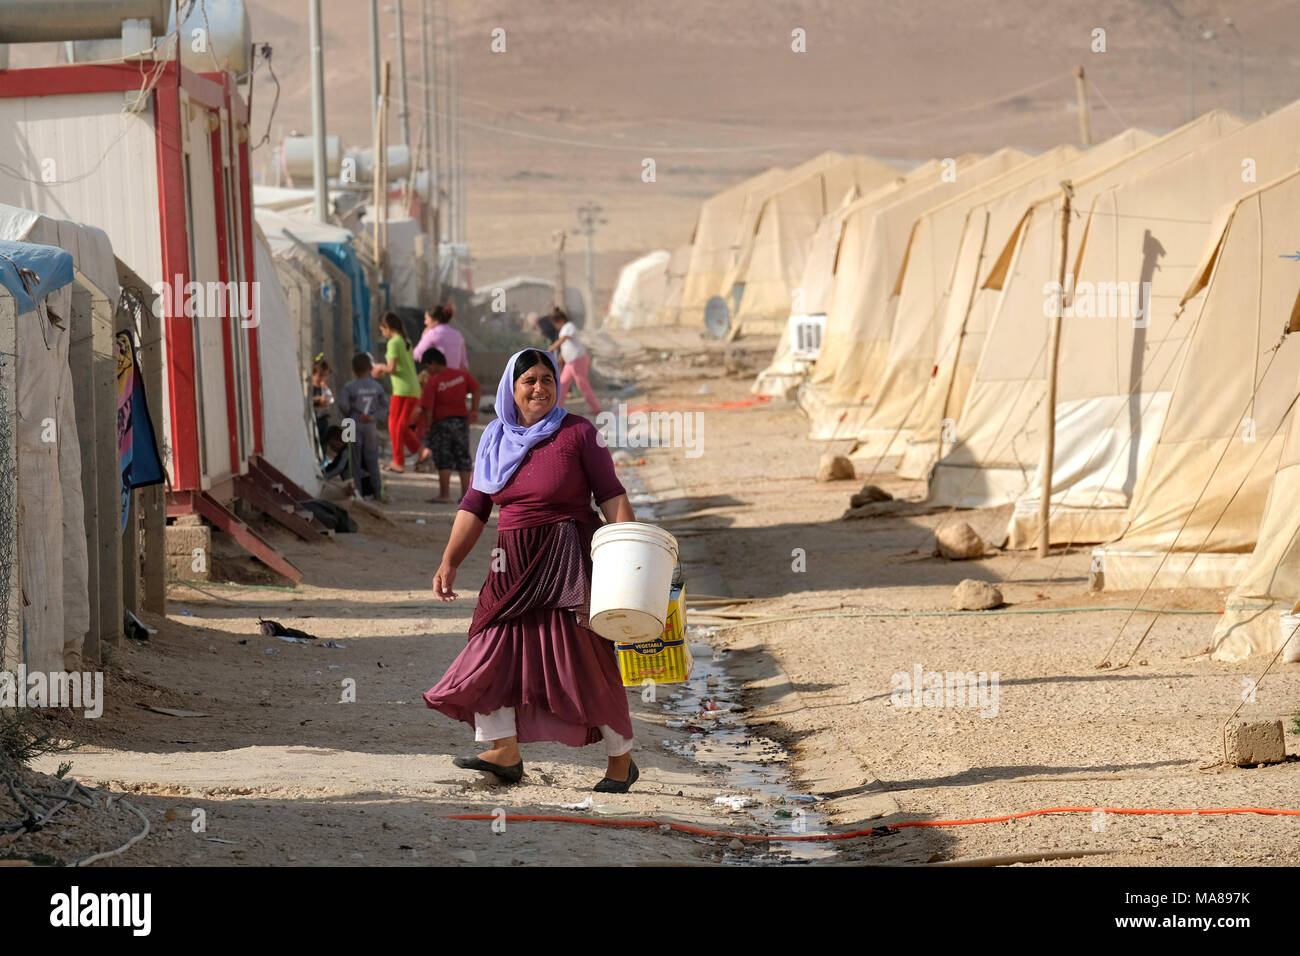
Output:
[
  {"xmin": 453, "ymin": 755, "xmax": 524, "ymax": 784},
  {"xmin": 592, "ymin": 759, "xmax": 638, "ymax": 793}
]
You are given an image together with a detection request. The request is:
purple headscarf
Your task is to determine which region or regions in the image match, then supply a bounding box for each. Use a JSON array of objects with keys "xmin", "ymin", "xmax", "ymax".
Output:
[{"xmin": 471, "ymin": 348, "xmax": 567, "ymax": 494}]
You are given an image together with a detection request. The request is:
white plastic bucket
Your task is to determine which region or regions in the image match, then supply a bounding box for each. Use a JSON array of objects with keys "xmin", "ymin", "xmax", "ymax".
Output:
[
  {"xmin": 1280, "ymin": 613, "xmax": 1300, "ymax": 664},
  {"xmin": 589, "ymin": 522, "xmax": 679, "ymax": 642}
]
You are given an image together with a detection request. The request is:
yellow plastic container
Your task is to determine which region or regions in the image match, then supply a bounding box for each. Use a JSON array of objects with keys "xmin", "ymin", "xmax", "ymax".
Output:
[{"xmin": 615, "ymin": 584, "xmax": 691, "ymax": 686}]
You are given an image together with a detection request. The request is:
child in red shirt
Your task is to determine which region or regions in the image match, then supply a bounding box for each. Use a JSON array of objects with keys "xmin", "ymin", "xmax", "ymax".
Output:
[{"xmin": 418, "ymin": 348, "xmax": 482, "ymax": 502}]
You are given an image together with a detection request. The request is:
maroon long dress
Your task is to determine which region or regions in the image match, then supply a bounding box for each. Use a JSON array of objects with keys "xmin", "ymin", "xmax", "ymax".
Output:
[{"xmin": 423, "ymin": 415, "xmax": 634, "ymax": 746}]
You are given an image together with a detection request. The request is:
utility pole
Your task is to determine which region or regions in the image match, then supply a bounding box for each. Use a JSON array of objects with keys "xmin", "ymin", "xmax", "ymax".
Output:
[
  {"xmin": 368, "ymin": 0, "xmax": 381, "ymax": 134},
  {"xmin": 394, "ymin": 0, "xmax": 410, "ymax": 147},
  {"xmin": 1038, "ymin": 180, "xmax": 1074, "ymax": 558},
  {"xmin": 374, "ymin": 60, "xmax": 391, "ymax": 289},
  {"xmin": 451, "ymin": 17, "xmax": 463, "ymax": 246},
  {"xmin": 1074, "ymin": 66, "xmax": 1091, "ymax": 146},
  {"xmin": 575, "ymin": 201, "xmax": 607, "ymax": 325},
  {"xmin": 308, "ymin": 0, "xmax": 328, "ymax": 222},
  {"xmin": 420, "ymin": 0, "xmax": 435, "ymax": 208},
  {"xmin": 553, "ymin": 230, "xmax": 567, "ymax": 311}
]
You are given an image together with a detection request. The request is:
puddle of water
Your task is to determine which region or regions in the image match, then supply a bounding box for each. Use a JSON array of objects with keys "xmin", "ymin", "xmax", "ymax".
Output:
[
  {"xmin": 658, "ymin": 631, "xmax": 836, "ymax": 864},
  {"xmin": 617, "ymin": 461, "xmax": 836, "ymax": 864}
]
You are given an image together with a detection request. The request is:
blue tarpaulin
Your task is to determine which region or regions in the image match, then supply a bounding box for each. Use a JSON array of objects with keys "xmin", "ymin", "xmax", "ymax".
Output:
[
  {"xmin": 0, "ymin": 238, "xmax": 74, "ymax": 313},
  {"xmin": 317, "ymin": 240, "xmax": 372, "ymax": 355}
]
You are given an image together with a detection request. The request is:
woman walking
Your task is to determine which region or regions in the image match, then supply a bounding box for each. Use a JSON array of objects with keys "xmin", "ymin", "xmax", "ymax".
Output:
[
  {"xmin": 423, "ymin": 348, "xmax": 639, "ymax": 791},
  {"xmin": 371, "ymin": 312, "xmax": 427, "ymax": 472},
  {"xmin": 546, "ymin": 307, "xmax": 602, "ymax": 413}
]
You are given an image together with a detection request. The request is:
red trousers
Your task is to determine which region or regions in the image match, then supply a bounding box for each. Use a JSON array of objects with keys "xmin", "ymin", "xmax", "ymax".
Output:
[{"xmin": 388, "ymin": 394, "xmax": 423, "ymax": 466}]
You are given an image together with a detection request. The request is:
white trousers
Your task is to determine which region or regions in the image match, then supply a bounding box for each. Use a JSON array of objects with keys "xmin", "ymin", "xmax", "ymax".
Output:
[{"xmin": 474, "ymin": 706, "xmax": 633, "ymax": 757}]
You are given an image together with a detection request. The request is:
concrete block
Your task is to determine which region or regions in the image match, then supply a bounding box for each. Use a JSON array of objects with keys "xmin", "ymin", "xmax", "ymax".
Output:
[
  {"xmin": 166, "ymin": 552, "xmax": 210, "ymax": 582},
  {"xmin": 1224, "ymin": 720, "xmax": 1286, "ymax": 766},
  {"xmin": 165, "ymin": 524, "xmax": 211, "ymax": 557}
]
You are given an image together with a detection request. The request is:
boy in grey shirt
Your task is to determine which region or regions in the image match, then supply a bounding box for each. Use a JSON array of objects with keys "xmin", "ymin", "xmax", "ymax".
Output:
[{"xmin": 336, "ymin": 353, "xmax": 389, "ymax": 499}]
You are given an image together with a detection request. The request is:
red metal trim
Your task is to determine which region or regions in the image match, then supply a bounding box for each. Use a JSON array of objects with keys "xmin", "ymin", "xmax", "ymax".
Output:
[
  {"xmin": 210, "ymin": 121, "xmax": 242, "ymax": 475},
  {"xmin": 237, "ymin": 127, "xmax": 264, "ymax": 454},
  {"xmin": 233, "ymin": 474, "xmax": 321, "ymax": 542},
  {"xmin": 249, "ymin": 455, "xmax": 312, "ymax": 502},
  {"xmin": 0, "ymin": 61, "xmax": 162, "ymax": 98},
  {"xmin": 209, "ymin": 71, "xmax": 249, "ymax": 126},
  {"xmin": 178, "ymin": 64, "xmax": 224, "ymax": 110},
  {"xmin": 166, "ymin": 491, "xmax": 303, "ymax": 582},
  {"xmin": 154, "ymin": 68, "xmax": 201, "ymax": 492}
]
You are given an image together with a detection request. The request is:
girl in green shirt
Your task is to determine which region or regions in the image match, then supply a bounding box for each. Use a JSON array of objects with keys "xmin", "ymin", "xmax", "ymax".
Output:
[{"xmin": 372, "ymin": 312, "xmax": 428, "ymax": 471}]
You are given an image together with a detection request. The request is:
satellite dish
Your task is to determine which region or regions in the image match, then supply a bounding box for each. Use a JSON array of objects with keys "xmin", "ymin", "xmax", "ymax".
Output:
[{"xmin": 704, "ymin": 296, "xmax": 730, "ymax": 339}]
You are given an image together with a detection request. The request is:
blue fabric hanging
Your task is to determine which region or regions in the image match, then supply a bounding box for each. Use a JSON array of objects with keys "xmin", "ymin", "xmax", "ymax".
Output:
[{"xmin": 0, "ymin": 239, "xmax": 74, "ymax": 313}]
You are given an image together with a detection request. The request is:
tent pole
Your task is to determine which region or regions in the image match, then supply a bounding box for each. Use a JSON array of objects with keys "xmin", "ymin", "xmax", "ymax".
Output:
[
  {"xmin": 1074, "ymin": 66, "xmax": 1092, "ymax": 146},
  {"xmin": 1039, "ymin": 180, "xmax": 1074, "ymax": 558},
  {"xmin": 308, "ymin": 0, "xmax": 329, "ymax": 223}
]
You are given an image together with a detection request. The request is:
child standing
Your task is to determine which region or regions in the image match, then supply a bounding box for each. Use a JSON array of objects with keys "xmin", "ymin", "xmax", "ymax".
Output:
[
  {"xmin": 311, "ymin": 356, "xmax": 334, "ymax": 449},
  {"xmin": 336, "ymin": 353, "xmax": 389, "ymax": 499},
  {"xmin": 417, "ymin": 347, "xmax": 481, "ymax": 502},
  {"xmin": 371, "ymin": 312, "xmax": 426, "ymax": 472}
]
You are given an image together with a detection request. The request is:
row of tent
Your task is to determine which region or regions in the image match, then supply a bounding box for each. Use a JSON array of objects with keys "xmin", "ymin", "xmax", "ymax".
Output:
[{"xmin": 608, "ymin": 99, "xmax": 1300, "ymax": 662}]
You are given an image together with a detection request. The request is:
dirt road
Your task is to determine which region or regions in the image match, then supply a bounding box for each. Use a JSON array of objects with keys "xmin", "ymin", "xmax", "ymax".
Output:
[{"xmin": 16, "ymin": 332, "xmax": 1298, "ymax": 866}]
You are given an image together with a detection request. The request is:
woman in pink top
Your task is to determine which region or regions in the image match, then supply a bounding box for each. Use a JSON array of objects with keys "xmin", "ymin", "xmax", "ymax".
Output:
[
  {"xmin": 423, "ymin": 348, "xmax": 641, "ymax": 792},
  {"xmin": 413, "ymin": 304, "xmax": 468, "ymax": 370}
]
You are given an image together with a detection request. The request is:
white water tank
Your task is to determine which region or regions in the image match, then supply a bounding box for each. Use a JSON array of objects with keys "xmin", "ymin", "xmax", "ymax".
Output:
[
  {"xmin": 282, "ymin": 135, "xmax": 342, "ymax": 182},
  {"xmin": 59, "ymin": 0, "xmax": 252, "ymax": 74},
  {"xmin": 0, "ymin": 0, "xmax": 169, "ymax": 42}
]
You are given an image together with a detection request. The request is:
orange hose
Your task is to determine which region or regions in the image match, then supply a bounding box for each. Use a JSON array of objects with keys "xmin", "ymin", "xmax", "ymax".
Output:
[
  {"xmin": 444, "ymin": 806, "xmax": 1300, "ymax": 842},
  {"xmin": 622, "ymin": 395, "xmax": 772, "ymax": 414}
]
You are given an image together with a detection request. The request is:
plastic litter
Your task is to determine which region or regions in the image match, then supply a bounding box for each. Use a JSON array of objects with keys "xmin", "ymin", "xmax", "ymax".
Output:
[
  {"xmin": 542, "ymin": 796, "xmax": 594, "ymax": 811},
  {"xmin": 714, "ymin": 795, "xmax": 758, "ymax": 811}
]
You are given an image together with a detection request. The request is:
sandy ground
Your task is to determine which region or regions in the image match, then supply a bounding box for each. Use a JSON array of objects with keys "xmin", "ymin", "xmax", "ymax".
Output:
[
  {"xmin": 8, "ymin": 330, "xmax": 1297, "ymax": 867},
  {"xmin": 10, "ymin": 344, "xmax": 807, "ymax": 867},
  {"xmin": 617, "ymin": 335, "xmax": 1300, "ymax": 867}
]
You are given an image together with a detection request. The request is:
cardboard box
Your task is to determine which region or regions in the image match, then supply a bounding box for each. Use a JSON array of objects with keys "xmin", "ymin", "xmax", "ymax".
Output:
[{"xmin": 615, "ymin": 584, "xmax": 691, "ymax": 686}]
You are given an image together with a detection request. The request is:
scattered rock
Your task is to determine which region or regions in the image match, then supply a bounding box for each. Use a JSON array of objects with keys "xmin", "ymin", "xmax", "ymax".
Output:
[
  {"xmin": 816, "ymin": 453, "xmax": 856, "ymax": 482},
  {"xmin": 1224, "ymin": 720, "xmax": 1286, "ymax": 766},
  {"xmin": 728, "ymin": 838, "xmax": 745, "ymax": 851},
  {"xmin": 936, "ymin": 521, "xmax": 986, "ymax": 560},
  {"xmin": 850, "ymin": 484, "xmax": 893, "ymax": 507},
  {"xmin": 452, "ymin": 849, "xmax": 478, "ymax": 864},
  {"xmin": 950, "ymin": 579, "xmax": 1003, "ymax": 611}
]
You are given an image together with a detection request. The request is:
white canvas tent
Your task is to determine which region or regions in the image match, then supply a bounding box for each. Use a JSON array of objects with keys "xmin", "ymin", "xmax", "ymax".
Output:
[
  {"xmin": 678, "ymin": 166, "xmax": 789, "ymax": 328},
  {"xmin": 750, "ymin": 184, "xmax": 886, "ymax": 397},
  {"xmin": 0, "ymin": 205, "xmax": 119, "ymax": 671},
  {"xmin": 605, "ymin": 249, "xmax": 671, "ymax": 330},
  {"xmin": 926, "ymin": 109, "xmax": 1249, "ymax": 542},
  {"xmin": 1096, "ymin": 169, "xmax": 1300, "ymax": 602},
  {"xmin": 653, "ymin": 243, "xmax": 693, "ymax": 326},
  {"xmin": 843, "ymin": 144, "xmax": 1087, "ymax": 462},
  {"xmin": 251, "ymin": 226, "xmax": 323, "ymax": 497},
  {"xmin": 726, "ymin": 155, "xmax": 902, "ymax": 337},
  {"xmin": 803, "ymin": 149, "xmax": 1028, "ymax": 440}
]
